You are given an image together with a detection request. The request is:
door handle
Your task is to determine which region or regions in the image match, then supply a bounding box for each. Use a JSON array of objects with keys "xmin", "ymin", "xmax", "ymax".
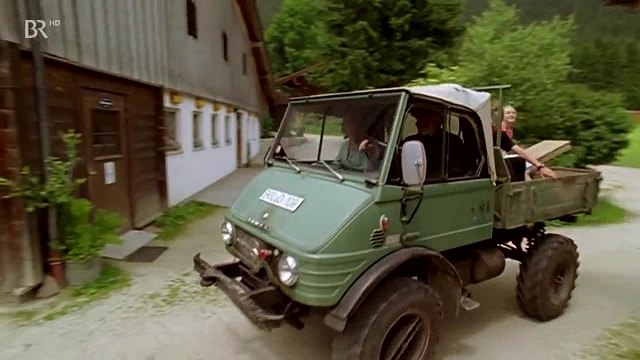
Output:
[{"xmin": 88, "ymin": 171, "xmax": 97, "ymax": 176}]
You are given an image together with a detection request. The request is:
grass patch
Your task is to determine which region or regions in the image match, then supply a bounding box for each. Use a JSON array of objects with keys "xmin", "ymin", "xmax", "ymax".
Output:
[
  {"xmin": 70, "ymin": 264, "xmax": 131, "ymax": 299},
  {"xmin": 5, "ymin": 264, "xmax": 130, "ymax": 325},
  {"xmin": 615, "ymin": 125, "xmax": 640, "ymax": 168},
  {"xmin": 581, "ymin": 318, "xmax": 640, "ymax": 359},
  {"xmin": 141, "ymin": 272, "xmax": 223, "ymax": 313},
  {"xmin": 154, "ymin": 200, "xmax": 218, "ymax": 240},
  {"xmin": 549, "ymin": 199, "xmax": 629, "ymax": 227}
]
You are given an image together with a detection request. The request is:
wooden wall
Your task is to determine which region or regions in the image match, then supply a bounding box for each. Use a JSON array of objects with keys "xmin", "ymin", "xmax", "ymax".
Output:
[
  {"xmin": 0, "ymin": 42, "xmax": 42, "ymax": 293},
  {"xmin": 0, "ymin": 0, "xmax": 271, "ymax": 114},
  {"xmin": 17, "ymin": 52, "xmax": 167, "ymax": 229}
]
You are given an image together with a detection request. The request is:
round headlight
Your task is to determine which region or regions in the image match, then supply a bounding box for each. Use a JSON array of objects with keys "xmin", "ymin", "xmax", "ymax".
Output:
[
  {"xmin": 221, "ymin": 221, "xmax": 235, "ymax": 245},
  {"xmin": 277, "ymin": 254, "xmax": 299, "ymax": 286}
]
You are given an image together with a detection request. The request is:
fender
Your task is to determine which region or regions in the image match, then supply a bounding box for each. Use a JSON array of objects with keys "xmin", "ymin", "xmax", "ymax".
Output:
[{"xmin": 324, "ymin": 247, "xmax": 463, "ymax": 332}]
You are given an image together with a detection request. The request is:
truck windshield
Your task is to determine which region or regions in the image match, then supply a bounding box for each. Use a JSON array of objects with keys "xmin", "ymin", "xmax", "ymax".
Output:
[{"xmin": 271, "ymin": 93, "xmax": 401, "ymax": 179}]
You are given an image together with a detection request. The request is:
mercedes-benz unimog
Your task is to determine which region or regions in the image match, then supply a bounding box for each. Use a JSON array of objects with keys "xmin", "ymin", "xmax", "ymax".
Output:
[{"xmin": 193, "ymin": 84, "xmax": 601, "ymax": 359}]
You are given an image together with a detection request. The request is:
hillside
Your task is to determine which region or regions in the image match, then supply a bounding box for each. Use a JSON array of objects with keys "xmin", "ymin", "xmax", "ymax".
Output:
[{"xmin": 461, "ymin": 0, "xmax": 640, "ymax": 39}]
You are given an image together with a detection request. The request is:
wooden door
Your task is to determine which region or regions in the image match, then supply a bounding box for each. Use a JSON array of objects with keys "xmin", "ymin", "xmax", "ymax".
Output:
[{"xmin": 82, "ymin": 90, "xmax": 131, "ymax": 227}]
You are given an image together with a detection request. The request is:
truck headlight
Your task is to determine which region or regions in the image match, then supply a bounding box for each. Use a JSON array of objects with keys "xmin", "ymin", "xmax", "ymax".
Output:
[
  {"xmin": 221, "ymin": 221, "xmax": 235, "ymax": 245},
  {"xmin": 277, "ymin": 254, "xmax": 299, "ymax": 286}
]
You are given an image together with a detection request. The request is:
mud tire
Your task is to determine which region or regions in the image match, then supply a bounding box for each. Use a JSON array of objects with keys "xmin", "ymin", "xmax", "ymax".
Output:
[
  {"xmin": 517, "ymin": 233, "xmax": 579, "ymax": 321},
  {"xmin": 331, "ymin": 277, "xmax": 443, "ymax": 360}
]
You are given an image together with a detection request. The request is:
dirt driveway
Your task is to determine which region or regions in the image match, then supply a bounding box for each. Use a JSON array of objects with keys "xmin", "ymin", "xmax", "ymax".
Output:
[{"xmin": 1, "ymin": 166, "xmax": 639, "ymax": 360}]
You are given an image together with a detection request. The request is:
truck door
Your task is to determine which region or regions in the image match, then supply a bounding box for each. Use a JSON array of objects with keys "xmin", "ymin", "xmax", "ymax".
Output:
[{"xmin": 394, "ymin": 106, "xmax": 494, "ymax": 251}]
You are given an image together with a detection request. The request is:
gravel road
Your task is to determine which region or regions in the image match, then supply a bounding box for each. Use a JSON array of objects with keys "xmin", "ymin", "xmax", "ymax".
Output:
[{"xmin": 1, "ymin": 165, "xmax": 638, "ymax": 360}]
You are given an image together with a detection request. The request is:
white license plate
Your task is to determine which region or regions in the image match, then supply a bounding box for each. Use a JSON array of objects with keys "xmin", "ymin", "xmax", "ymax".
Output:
[{"xmin": 259, "ymin": 188, "xmax": 304, "ymax": 212}]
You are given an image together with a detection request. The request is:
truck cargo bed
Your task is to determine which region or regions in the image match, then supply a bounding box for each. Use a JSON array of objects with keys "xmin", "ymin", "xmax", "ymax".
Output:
[{"xmin": 494, "ymin": 167, "xmax": 602, "ymax": 229}]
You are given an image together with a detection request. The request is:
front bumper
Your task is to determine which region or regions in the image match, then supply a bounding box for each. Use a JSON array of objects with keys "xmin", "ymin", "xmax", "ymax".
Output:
[{"xmin": 193, "ymin": 253, "xmax": 290, "ymax": 330}]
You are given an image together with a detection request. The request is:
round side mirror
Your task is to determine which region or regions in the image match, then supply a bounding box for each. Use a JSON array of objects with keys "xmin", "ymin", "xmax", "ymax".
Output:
[{"xmin": 401, "ymin": 140, "xmax": 427, "ymax": 186}]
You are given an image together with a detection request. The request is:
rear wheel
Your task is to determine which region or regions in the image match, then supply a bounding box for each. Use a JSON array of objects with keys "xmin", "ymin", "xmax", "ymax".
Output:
[
  {"xmin": 331, "ymin": 277, "xmax": 443, "ymax": 360},
  {"xmin": 517, "ymin": 233, "xmax": 579, "ymax": 321}
]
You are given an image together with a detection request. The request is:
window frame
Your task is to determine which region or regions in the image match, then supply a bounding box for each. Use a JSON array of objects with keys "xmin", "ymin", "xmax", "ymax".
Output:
[
  {"xmin": 186, "ymin": 0, "xmax": 197, "ymax": 39},
  {"xmin": 392, "ymin": 100, "xmax": 448, "ymax": 185},
  {"xmin": 242, "ymin": 53, "xmax": 247, "ymax": 75},
  {"xmin": 443, "ymin": 109, "xmax": 489, "ymax": 182},
  {"xmin": 211, "ymin": 112, "xmax": 220, "ymax": 147},
  {"xmin": 222, "ymin": 32, "xmax": 229, "ymax": 61},
  {"xmin": 192, "ymin": 110, "xmax": 204, "ymax": 151},
  {"xmin": 163, "ymin": 107, "xmax": 182, "ymax": 153},
  {"xmin": 224, "ymin": 114, "xmax": 232, "ymax": 145}
]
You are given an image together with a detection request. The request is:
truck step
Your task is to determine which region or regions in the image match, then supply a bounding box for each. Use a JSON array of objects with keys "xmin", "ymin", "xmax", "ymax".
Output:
[{"xmin": 460, "ymin": 296, "xmax": 480, "ymax": 311}]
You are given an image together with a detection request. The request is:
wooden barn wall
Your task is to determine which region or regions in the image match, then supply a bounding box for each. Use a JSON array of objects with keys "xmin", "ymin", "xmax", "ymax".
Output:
[
  {"xmin": 17, "ymin": 53, "xmax": 166, "ymax": 229},
  {"xmin": 0, "ymin": 0, "xmax": 269, "ymax": 114},
  {"xmin": 0, "ymin": 42, "xmax": 43, "ymax": 292}
]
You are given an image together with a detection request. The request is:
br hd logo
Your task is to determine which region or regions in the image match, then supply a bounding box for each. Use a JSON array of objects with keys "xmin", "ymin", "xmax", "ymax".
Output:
[{"xmin": 24, "ymin": 19, "xmax": 61, "ymax": 39}]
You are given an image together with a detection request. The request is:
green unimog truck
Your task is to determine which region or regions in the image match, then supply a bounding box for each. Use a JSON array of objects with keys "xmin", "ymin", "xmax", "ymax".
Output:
[{"xmin": 193, "ymin": 84, "xmax": 601, "ymax": 359}]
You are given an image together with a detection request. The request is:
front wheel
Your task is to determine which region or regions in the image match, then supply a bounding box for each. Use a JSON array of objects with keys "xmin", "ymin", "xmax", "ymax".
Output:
[
  {"xmin": 331, "ymin": 277, "xmax": 443, "ymax": 360},
  {"xmin": 517, "ymin": 233, "xmax": 579, "ymax": 321}
]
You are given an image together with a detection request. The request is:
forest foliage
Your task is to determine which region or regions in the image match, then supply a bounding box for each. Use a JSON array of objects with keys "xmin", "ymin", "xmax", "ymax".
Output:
[{"xmin": 262, "ymin": 0, "xmax": 636, "ymax": 165}]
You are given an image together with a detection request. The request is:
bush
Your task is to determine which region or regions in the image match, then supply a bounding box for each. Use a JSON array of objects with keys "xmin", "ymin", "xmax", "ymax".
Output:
[
  {"xmin": 410, "ymin": 0, "xmax": 633, "ymax": 166},
  {"xmin": 520, "ymin": 84, "xmax": 633, "ymax": 167},
  {"xmin": 59, "ymin": 198, "xmax": 122, "ymax": 263},
  {"xmin": 261, "ymin": 116, "xmax": 277, "ymax": 138}
]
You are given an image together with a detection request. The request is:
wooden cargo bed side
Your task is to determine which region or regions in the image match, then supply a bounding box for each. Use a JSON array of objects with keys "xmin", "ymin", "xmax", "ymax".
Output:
[{"xmin": 494, "ymin": 168, "xmax": 601, "ymax": 229}]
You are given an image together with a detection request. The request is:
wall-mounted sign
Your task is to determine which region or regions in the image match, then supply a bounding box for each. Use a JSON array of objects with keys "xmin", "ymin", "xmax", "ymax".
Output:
[
  {"xmin": 104, "ymin": 162, "xmax": 116, "ymax": 185},
  {"xmin": 99, "ymin": 98, "xmax": 113, "ymax": 108}
]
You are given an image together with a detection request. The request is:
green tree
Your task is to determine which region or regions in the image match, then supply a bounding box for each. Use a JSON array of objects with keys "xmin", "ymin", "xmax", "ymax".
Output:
[
  {"xmin": 312, "ymin": 0, "xmax": 463, "ymax": 92},
  {"xmin": 265, "ymin": 0, "xmax": 329, "ymax": 77},
  {"xmin": 411, "ymin": 0, "xmax": 633, "ymax": 166},
  {"xmin": 459, "ymin": 0, "xmax": 640, "ymax": 110}
]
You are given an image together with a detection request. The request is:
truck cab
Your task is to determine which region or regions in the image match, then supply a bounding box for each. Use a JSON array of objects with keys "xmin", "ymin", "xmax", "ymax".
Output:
[{"xmin": 194, "ymin": 84, "xmax": 598, "ymax": 360}]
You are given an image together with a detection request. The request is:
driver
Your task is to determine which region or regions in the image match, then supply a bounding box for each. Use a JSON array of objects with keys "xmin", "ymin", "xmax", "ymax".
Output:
[{"xmin": 334, "ymin": 115, "xmax": 383, "ymax": 172}]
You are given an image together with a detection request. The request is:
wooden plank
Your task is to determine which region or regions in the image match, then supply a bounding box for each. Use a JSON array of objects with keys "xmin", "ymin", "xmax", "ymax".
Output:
[{"xmin": 522, "ymin": 140, "xmax": 572, "ymax": 163}]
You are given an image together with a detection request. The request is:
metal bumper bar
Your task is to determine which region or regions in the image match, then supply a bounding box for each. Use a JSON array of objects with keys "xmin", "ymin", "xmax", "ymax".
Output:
[{"xmin": 193, "ymin": 253, "xmax": 286, "ymax": 330}]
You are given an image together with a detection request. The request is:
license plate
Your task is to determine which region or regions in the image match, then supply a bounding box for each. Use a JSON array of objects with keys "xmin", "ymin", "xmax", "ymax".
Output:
[{"xmin": 259, "ymin": 188, "xmax": 304, "ymax": 212}]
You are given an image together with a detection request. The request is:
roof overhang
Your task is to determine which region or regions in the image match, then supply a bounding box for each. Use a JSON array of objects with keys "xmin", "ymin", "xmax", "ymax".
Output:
[
  {"xmin": 603, "ymin": 0, "xmax": 640, "ymax": 11},
  {"xmin": 235, "ymin": 0, "xmax": 277, "ymax": 111}
]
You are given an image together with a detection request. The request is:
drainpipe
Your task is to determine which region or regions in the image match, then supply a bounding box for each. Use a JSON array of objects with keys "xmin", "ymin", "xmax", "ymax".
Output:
[{"xmin": 26, "ymin": 0, "xmax": 59, "ymax": 272}]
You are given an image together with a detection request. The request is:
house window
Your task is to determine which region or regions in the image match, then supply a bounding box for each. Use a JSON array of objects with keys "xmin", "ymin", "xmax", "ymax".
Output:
[
  {"xmin": 211, "ymin": 113, "xmax": 219, "ymax": 146},
  {"xmin": 186, "ymin": 0, "xmax": 197, "ymax": 39},
  {"xmin": 222, "ymin": 32, "xmax": 228, "ymax": 61},
  {"xmin": 92, "ymin": 109, "xmax": 122, "ymax": 157},
  {"xmin": 224, "ymin": 114, "xmax": 232, "ymax": 145},
  {"xmin": 164, "ymin": 109, "xmax": 181, "ymax": 152},
  {"xmin": 193, "ymin": 111, "xmax": 203, "ymax": 150},
  {"xmin": 242, "ymin": 53, "xmax": 247, "ymax": 75}
]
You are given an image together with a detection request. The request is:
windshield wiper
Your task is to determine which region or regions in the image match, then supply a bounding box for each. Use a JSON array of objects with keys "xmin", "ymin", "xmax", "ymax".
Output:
[
  {"xmin": 317, "ymin": 160, "xmax": 344, "ymax": 181},
  {"xmin": 276, "ymin": 155, "xmax": 301, "ymax": 173}
]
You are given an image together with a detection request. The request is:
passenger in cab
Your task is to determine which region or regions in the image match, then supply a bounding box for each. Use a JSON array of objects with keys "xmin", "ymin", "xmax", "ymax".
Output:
[{"xmin": 402, "ymin": 108, "xmax": 467, "ymax": 180}]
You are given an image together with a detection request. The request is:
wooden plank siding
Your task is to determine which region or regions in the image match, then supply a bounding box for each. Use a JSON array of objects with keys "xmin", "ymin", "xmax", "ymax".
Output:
[
  {"xmin": 0, "ymin": 42, "xmax": 43, "ymax": 292},
  {"xmin": 17, "ymin": 52, "xmax": 166, "ymax": 229},
  {"xmin": 0, "ymin": 0, "xmax": 271, "ymax": 114}
]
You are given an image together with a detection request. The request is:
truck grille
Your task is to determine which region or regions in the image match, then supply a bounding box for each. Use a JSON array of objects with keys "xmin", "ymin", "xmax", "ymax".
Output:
[
  {"xmin": 369, "ymin": 229, "xmax": 385, "ymax": 248},
  {"xmin": 234, "ymin": 227, "xmax": 262, "ymax": 269}
]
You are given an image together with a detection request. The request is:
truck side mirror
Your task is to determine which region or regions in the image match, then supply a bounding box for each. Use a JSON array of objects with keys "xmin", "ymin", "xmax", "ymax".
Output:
[{"xmin": 401, "ymin": 140, "xmax": 427, "ymax": 187}]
